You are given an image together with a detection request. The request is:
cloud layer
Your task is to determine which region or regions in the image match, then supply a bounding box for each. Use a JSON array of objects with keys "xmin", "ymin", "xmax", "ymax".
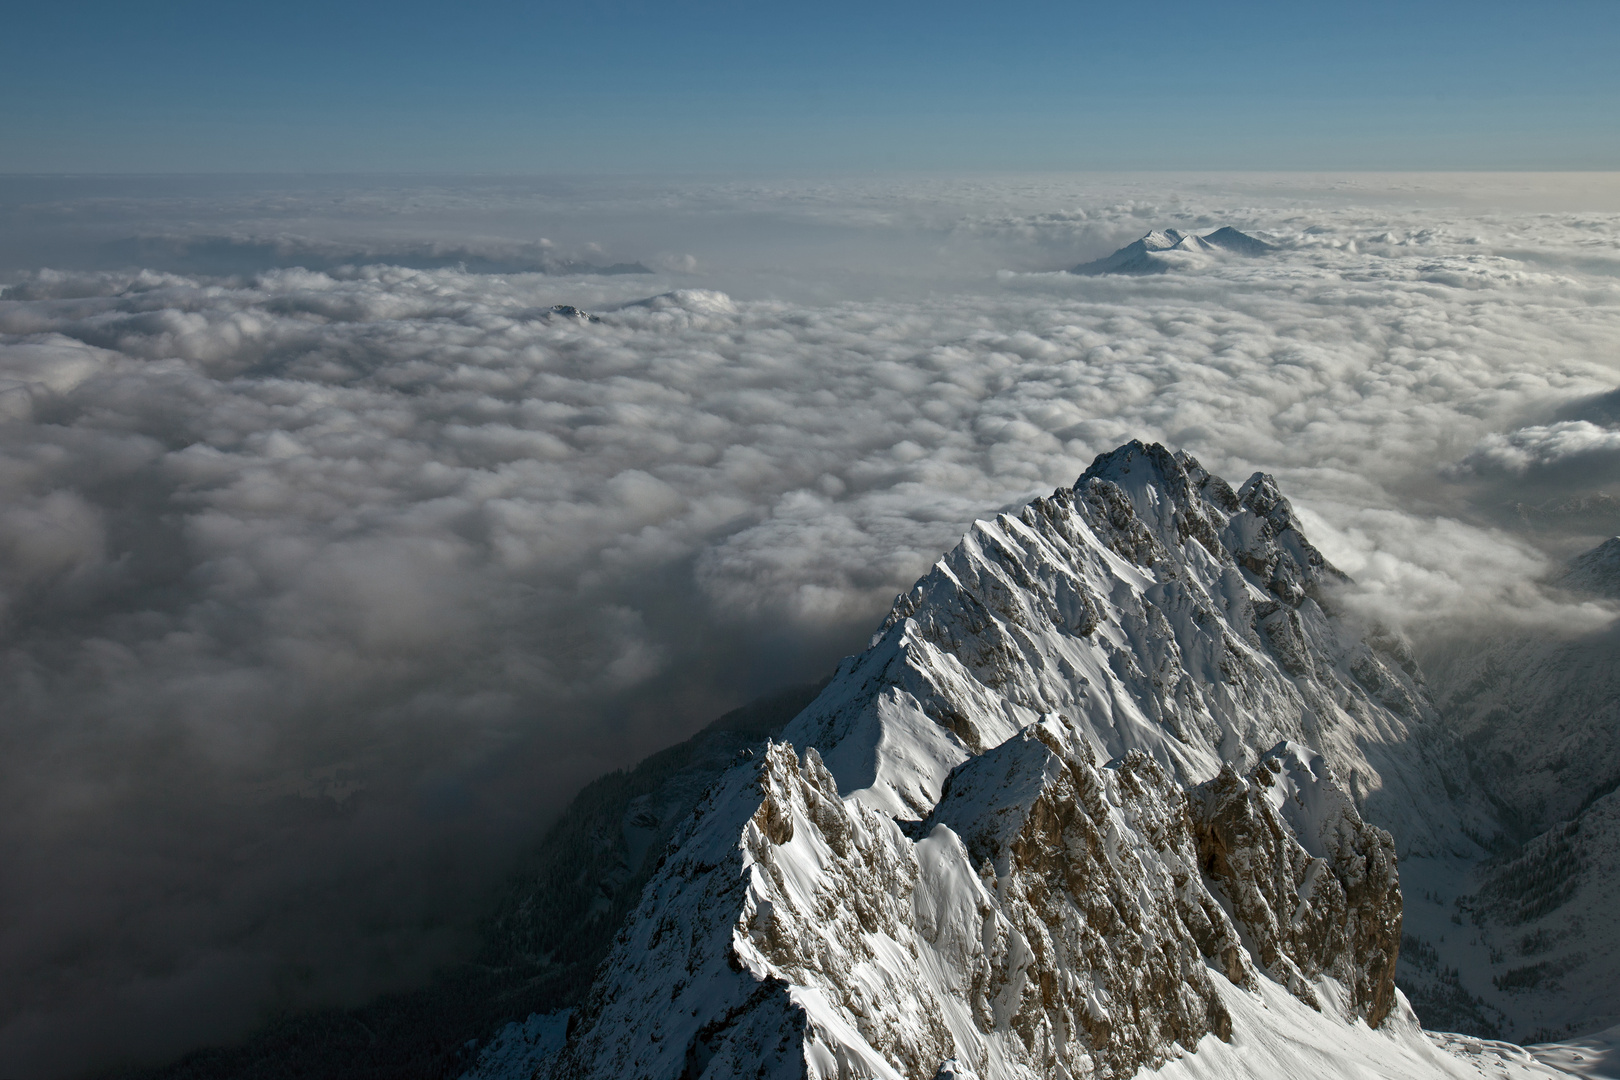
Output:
[
  {"xmin": 2, "ymin": 174, "xmax": 1619, "ymax": 1077},
  {"xmin": 1454, "ymin": 420, "xmax": 1620, "ymax": 475}
]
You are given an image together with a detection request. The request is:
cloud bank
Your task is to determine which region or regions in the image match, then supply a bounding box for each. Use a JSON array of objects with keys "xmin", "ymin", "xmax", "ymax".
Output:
[
  {"xmin": 1, "ymin": 174, "xmax": 1619, "ymax": 1077},
  {"xmin": 1454, "ymin": 420, "xmax": 1620, "ymax": 475}
]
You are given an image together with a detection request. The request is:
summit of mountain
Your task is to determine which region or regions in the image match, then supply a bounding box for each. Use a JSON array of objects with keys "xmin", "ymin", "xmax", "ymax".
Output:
[
  {"xmin": 1070, "ymin": 228, "xmax": 1274, "ymax": 275},
  {"xmin": 491, "ymin": 440, "xmax": 1512, "ymax": 1080}
]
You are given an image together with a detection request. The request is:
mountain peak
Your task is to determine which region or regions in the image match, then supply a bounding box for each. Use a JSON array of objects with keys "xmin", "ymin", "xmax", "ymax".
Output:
[
  {"xmin": 784, "ymin": 441, "xmax": 1469, "ymax": 852},
  {"xmin": 1077, "ymin": 437, "xmax": 1176, "ymax": 480},
  {"xmin": 1071, "ymin": 226, "xmax": 1273, "ymax": 275},
  {"xmin": 518, "ymin": 439, "xmax": 1493, "ymax": 1080},
  {"xmin": 1140, "ymin": 228, "xmax": 1207, "ymax": 252},
  {"xmin": 1203, "ymin": 226, "xmax": 1276, "ymax": 255}
]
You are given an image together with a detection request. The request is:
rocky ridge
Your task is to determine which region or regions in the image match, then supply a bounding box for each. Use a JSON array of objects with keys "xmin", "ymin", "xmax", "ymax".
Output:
[
  {"xmin": 551, "ymin": 729, "xmax": 1400, "ymax": 1080},
  {"xmin": 531, "ymin": 442, "xmax": 1484, "ymax": 1079}
]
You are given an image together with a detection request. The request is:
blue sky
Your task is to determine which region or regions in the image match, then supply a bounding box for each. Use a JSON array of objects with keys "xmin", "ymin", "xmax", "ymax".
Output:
[{"xmin": 3, "ymin": 0, "xmax": 1619, "ymax": 172}]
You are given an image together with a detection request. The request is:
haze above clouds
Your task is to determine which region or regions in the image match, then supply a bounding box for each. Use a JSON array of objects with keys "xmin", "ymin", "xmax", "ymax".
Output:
[{"xmin": 2, "ymin": 173, "xmax": 1619, "ymax": 1077}]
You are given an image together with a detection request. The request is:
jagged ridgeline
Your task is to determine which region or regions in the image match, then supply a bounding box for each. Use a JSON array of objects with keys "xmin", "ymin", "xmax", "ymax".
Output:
[{"xmin": 541, "ymin": 441, "xmax": 1488, "ymax": 1080}]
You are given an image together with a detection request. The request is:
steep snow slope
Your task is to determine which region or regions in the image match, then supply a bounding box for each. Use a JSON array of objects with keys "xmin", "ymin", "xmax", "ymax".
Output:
[{"xmin": 518, "ymin": 442, "xmax": 1523, "ymax": 1080}]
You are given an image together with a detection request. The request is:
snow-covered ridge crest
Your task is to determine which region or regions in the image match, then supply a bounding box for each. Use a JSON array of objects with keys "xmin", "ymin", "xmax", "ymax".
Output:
[{"xmin": 783, "ymin": 440, "xmax": 1486, "ymax": 858}]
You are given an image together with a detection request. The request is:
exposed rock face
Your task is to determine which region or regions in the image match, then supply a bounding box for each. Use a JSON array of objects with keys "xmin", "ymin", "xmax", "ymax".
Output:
[
  {"xmin": 1193, "ymin": 743, "xmax": 1401, "ymax": 1027},
  {"xmin": 552, "ymin": 730, "xmax": 1394, "ymax": 1080},
  {"xmin": 543, "ymin": 443, "xmax": 1455, "ymax": 1080},
  {"xmin": 925, "ymin": 724, "xmax": 1258, "ymax": 1075}
]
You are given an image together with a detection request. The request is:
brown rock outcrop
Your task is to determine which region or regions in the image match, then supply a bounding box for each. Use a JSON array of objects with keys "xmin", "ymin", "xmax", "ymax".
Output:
[{"xmin": 1193, "ymin": 743, "xmax": 1402, "ymax": 1027}]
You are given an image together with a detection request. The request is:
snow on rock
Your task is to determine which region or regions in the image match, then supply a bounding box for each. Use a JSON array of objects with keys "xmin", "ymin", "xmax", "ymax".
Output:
[
  {"xmin": 545, "ymin": 733, "xmax": 1456, "ymax": 1080},
  {"xmin": 1069, "ymin": 229, "xmax": 1272, "ymax": 275},
  {"xmin": 923, "ymin": 722, "xmax": 1257, "ymax": 1076},
  {"xmin": 552, "ymin": 741, "xmax": 943, "ymax": 1080},
  {"xmin": 551, "ymin": 732, "xmax": 1330, "ymax": 1080}
]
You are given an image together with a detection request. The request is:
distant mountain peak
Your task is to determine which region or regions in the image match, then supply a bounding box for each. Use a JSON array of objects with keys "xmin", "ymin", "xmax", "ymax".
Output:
[
  {"xmin": 1203, "ymin": 226, "xmax": 1277, "ymax": 255},
  {"xmin": 1072, "ymin": 226, "xmax": 1274, "ymax": 275}
]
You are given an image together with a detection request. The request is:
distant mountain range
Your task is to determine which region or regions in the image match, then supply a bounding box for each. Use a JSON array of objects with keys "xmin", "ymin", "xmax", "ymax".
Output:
[
  {"xmin": 1071, "ymin": 227, "xmax": 1274, "ymax": 275},
  {"xmin": 93, "ymin": 235, "xmax": 654, "ymax": 277}
]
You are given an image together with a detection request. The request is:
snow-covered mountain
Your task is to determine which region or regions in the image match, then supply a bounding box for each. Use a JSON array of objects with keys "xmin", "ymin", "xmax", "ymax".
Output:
[
  {"xmin": 498, "ymin": 441, "xmax": 1524, "ymax": 1080},
  {"xmin": 549, "ymin": 735, "xmax": 1404, "ymax": 1080},
  {"xmin": 1070, "ymin": 228, "xmax": 1273, "ymax": 275}
]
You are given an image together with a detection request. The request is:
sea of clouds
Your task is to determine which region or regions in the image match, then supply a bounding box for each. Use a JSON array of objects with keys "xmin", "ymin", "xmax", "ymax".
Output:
[{"xmin": 2, "ymin": 173, "xmax": 1618, "ymax": 1077}]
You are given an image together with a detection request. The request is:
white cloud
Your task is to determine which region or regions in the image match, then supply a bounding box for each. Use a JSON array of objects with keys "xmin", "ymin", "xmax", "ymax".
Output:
[
  {"xmin": 1453, "ymin": 419, "xmax": 1620, "ymax": 475},
  {"xmin": 2, "ymin": 173, "xmax": 1620, "ymax": 1075}
]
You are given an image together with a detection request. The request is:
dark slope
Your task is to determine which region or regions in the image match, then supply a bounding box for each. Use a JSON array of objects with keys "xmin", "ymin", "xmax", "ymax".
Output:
[
  {"xmin": 113, "ymin": 681, "xmax": 827, "ymax": 1080},
  {"xmin": 1395, "ymin": 537, "xmax": 1620, "ymax": 1040}
]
